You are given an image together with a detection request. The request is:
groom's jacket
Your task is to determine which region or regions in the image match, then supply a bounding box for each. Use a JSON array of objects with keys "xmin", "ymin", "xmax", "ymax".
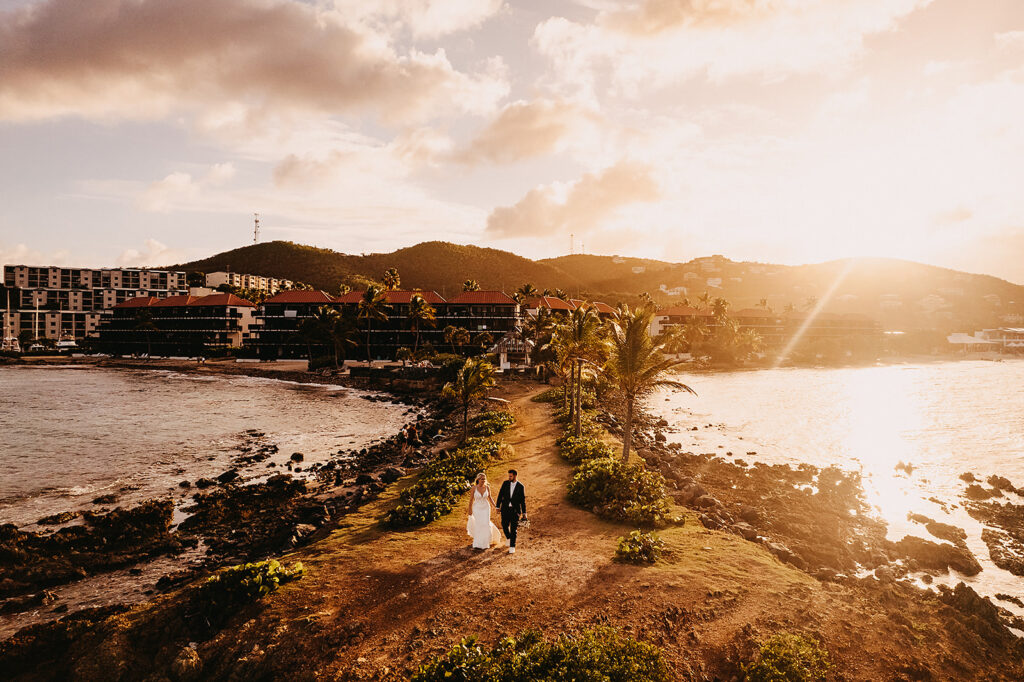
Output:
[{"xmin": 495, "ymin": 481, "xmax": 526, "ymax": 516}]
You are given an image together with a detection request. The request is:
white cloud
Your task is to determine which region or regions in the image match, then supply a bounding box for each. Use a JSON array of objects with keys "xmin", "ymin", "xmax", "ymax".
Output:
[
  {"xmin": 486, "ymin": 160, "xmax": 660, "ymax": 238},
  {"xmin": 0, "ymin": 0, "xmax": 509, "ymax": 124},
  {"xmin": 116, "ymin": 239, "xmax": 185, "ymax": 267}
]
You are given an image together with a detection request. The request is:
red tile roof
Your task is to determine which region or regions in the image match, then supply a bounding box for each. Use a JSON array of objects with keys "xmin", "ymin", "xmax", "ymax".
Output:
[
  {"xmin": 448, "ymin": 290, "xmax": 518, "ymax": 305},
  {"xmin": 526, "ymin": 296, "xmax": 573, "ymax": 310},
  {"xmin": 151, "ymin": 295, "xmax": 199, "ymax": 307},
  {"xmin": 114, "ymin": 296, "xmax": 159, "ymax": 309},
  {"xmin": 264, "ymin": 290, "xmax": 334, "ymax": 304},
  {"xmin": 191, "ymin": 293, "xmax": 255, "ymax": 307},
  {"xmin": 335, "ymin": 290, "xmax": 445, "ymax": 304},
  {"xmin": 592, "ymin": 301, "xmax": 617, "ymax": 315}
]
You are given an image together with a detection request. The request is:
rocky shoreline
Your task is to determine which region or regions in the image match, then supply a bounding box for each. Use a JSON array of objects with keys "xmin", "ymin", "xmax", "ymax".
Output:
[
  {"xmin": 0, "ymin": 369, "xmax": 457, "ymax": 638},
  {"xmin": 597, "ymin": 402, "xmax": 1024, "ymax": 637}
]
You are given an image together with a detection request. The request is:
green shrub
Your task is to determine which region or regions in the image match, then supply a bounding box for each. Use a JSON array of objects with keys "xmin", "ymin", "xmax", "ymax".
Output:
[
  {"xmin": 533, "ymin": 385, "xmax": 596, "ymax": 408},
  {"xmin": 615, "ymin": 530, "xmax": 665, "ymax": 564},
  {"xmin": 413, "ymin": 628, "xmax": 671, "ymax": 682},
  {"xmin": 383, "ymin": 437, "xmax": 507, "ymax": 528},
  {"xmin": 559, "ymin": 435, "xmax": 615, "ymax": 464},
  {"xmin": 471, "ymin": 410, "xmax": 516, "ymax": 437},
  {"xmin": 195, "ymin": 559, "xmax": 304, "ymax": 628},
  {"xmin": 567, "ymin": 457, "xmax": 670, "ymax": 527},
  {"xmin": 743, "ymin": 633, "xmax": 832, "ymax": 682}
]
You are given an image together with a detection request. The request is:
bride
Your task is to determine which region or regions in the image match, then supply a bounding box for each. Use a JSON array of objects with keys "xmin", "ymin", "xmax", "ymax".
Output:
[{"xmin": 466, "ymin": 472, "xmax": 502, "ymax": 549}]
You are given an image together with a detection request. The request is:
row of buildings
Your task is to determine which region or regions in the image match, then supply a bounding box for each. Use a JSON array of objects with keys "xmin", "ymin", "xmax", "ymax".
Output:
[
  {"xmin": 649, "ymin": 305, "xmax": 881, "ymax": 346},
  {"xmin": 0, "ymin": 265, "xmax": 294, "ymax": 345}
]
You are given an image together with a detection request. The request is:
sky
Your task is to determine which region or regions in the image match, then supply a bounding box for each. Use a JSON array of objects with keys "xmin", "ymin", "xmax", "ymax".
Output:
[{"xmin": 1, "ymin": 0, "xmax": 1023, "ymax": 283}]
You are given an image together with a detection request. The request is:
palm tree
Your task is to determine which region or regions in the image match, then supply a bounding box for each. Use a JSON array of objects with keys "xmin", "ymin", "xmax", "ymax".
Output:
[
  {"xmin": 711, "ymin": 297, "xmax": 729, "ymax": 324},
  {"xmin": 553, "ymin": 304, "xmax": 603, "ymax": 437},
  {"xmin": 462, "ymin": 279, "xmax": 480, "ymax": 292},
  {"xmin": 514, "ymin": 283, "xmax": 539, "ymax": 304},
  {"xmin": 517, "ymin": 306, "xmax": 555, "ymax": 367},
  {"xmin": 133, "ymin": 309, "xmax": 159, "ymax": 359},
  {"xmin": 603, "ymin": 305, "xmax": 696, "ymax": 461},
  {"xmin": 682, "ymin": 316, "xmax": 708, "ymax": 353},
  {"xmin": 407, "ymin": 294, "xmax": 436, "ymax": 354},
  {"xmin": 396, "ymin": 347, "xmax": 413, "ymax": 367},
  {"xmin": 697, "ymin": 291, "xmax": 711, "ymax": 312},
  {"xmin": 444, "ymin": 325, "xmax": 470, "ymax": 355},
  {"xmin": 382, "ymin": 268, "xmax": 401, "ymax": 291},
  {"xmin": 442, "ymin": 357, "xmax": 497, "ymax": 441},
  {"xmin": 357, "ymin": 285, "xmax": 390, "ymax": 364}
]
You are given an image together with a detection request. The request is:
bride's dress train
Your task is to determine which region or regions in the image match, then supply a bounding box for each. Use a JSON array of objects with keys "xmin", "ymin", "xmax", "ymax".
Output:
[{"xmin": 467, "ymin": 488, "xmax": 502, "ymax": 549}]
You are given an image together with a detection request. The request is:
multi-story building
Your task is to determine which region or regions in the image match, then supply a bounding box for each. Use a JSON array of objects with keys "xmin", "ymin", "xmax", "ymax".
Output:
[
  {"xmin": 1, "ymin": 265, "xmax": 187, "ymax": 342},
  {"xmin": 96, "ymin": 293, "xmax": 255, "ymax": 356},
  {"xmin": 245, "ymin": 289, "xmax": 337, "ymax": 359},
  {"xmin": 205, "ymin": 271, "xmax": 293, "ymax": 295},
  {"xmin": 335, "ymin": 290, "xmax": 448, "ymax": 359}
]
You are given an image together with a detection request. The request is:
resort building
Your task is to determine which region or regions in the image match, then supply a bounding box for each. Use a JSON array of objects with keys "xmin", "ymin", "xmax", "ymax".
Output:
[
  {"xmin": 205, "ymin": 271, "xmax": 293, "ymax": 294},
  {"xmin": 950, "ymin": 328, "xmax": 1024, "ymax": 352},
  {"xmin": 96, "ymin": 293, "xmax": 256, "ymax": 356},
  {"xmin": 245, "ymin": 289, "xmax": 336, "ymax": 359},
  {"xmin": 336, "ymin": 289, "xmax": 449, "ymax": 359},
  {"xmin": 1, "ymin": 265, "xmax": 187, "ymax": 342}
]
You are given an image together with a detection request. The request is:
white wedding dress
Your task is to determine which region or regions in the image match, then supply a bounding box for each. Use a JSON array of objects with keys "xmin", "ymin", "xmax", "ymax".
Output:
[{"xmin": 467, "ymin": 487, "xmax": 502, "ymax": 549}]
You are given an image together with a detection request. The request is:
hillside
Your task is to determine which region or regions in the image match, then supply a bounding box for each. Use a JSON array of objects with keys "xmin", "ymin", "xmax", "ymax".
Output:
[
  {"xmin": 174, "ymin": 242, "xmax": 1024, "ymax": 331},
  {"xmin": 175, "ymin": 241, "xmax": 577, "ymax": 300}
]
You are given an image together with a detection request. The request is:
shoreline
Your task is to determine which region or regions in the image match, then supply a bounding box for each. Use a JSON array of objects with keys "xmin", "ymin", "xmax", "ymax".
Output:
[
  {"xmin": 3, "ymin": 380, "xmax": 1022, "ymax": 679},
  {"xmin": 0, "ymin": 362, "xmax": 455, "ymax": 638}
]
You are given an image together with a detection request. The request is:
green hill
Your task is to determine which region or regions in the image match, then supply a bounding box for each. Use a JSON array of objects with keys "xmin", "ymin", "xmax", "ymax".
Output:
[{"xmin": 173, "ymin": 242, "xmax": 1024, "ymax": 331}]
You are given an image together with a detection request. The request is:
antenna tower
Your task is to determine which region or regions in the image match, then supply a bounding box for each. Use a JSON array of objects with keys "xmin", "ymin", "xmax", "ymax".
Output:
[
  {"xmin": 570, "ymin": 233, "xmax": 574, "ymax": 255},
  {"xmin": 254, "ymin": 213, "xmax": 261, "ymax": 244}
]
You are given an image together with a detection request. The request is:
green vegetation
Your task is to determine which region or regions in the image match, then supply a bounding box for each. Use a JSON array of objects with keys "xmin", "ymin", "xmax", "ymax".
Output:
[
  {"xmin": 742, "ymin": 633, "xmax": 832, "ymax": 682},
  {"xmin": 615, "ymin": 530, "xmax": 666, "ymax": 564},
  {"xmin": 604, "ymin": 304, "xmax": 695, "ymax": 461},
  {"xmin": 567, "ymin": 457, "xmax": 671, "ymax": 527},
  {"xmin": 194, "ymin": 559, "xmax": 305, "ymax": 629},
  {"xmin": 442, "ymin": 357, "xmax": 497, "ymax": 441},
  {"xmin": 470, "ymin": 410, "xmax": 516, "ymax": 437},
  {"xmin": 558, "ymin": 435, "xmax": 614, "ymax": 464},
  {"xmin": 412, "ymin": 628, "xmax": 672, "ymax": 682},
  {"xmin": 384, "ymin": 437, "xmax": 507, "ymax": 528}
]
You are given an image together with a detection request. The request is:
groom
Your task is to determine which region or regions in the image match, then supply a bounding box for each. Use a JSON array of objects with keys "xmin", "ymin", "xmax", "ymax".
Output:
[{"xmin": 495, "ymin": 469, "xmax": 526, "ymax": 554}]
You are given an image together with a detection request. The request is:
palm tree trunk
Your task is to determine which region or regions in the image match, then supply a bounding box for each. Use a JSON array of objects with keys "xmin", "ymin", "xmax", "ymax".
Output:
[
  {"xmin": 462, "ymin": 400, "xmax": 469, "ymax": 442},
  {"xmin": 622, "ymin": 396, "xmax": 634, "ymax": 462},
  {"xmin": 366, "ymin": 320, "xmax": 373, "ymax": 365},
  {"xmin": 307, "ymin": 341, "xmax": 313, "ymax": 367},
  {"xmin": 573, "ymin": 359, "xmax": 582, "ymax": 437},
  {"xmin": 414, "ymin": 323, "xmax": 420, "ymax": 354}
]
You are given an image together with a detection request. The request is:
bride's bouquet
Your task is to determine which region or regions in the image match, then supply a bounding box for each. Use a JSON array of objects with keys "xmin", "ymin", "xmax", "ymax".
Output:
[{"xmin": 518, "ymin": 516, "xmax": 531, "ymax": 530}]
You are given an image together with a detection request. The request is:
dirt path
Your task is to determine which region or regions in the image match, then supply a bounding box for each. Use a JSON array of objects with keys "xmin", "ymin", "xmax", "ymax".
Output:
[{"xmin": 100, "ymin": 382, "xmax": 1024, "ymax": 680}]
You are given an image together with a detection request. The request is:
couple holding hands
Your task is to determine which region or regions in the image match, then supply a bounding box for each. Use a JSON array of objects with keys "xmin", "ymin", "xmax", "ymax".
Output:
[{"xmin": 466, "ymin": 469, "xmax": 526, "ymax": 554}]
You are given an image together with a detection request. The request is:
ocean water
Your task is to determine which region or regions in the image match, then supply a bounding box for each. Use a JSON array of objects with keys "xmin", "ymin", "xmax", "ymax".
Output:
[
  {"xmin": 651, "ymin": 359, "xmax": 1024, "ymax": 603},
  {"xmin": 0, "ymin": 366, "xmax": 413, "ymax": 528}
]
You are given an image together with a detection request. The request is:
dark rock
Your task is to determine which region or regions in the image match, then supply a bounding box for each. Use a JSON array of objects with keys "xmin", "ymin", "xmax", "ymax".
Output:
[
  {"xmin": 355, "ymin": 473, "xmax": 379, "ymax": 485},
  {"xmin": 216, "ymin": 469, "xmax": 239, "ymax": 484},
  {"xmin": 290, "ymin": 452, "xmax": 304, "ymax": 462},
  {"xmin": 91, "ymin": 493, "xmax": 118, "ymax": 505},
  {"xmin": 981, "ymin": 528, "xmax": 1024, "ymax": 576},
  {"xmin": 874, "ymin": 565, "xmax": 896, "ymax": 583},
  {"xmin": 693, "ymin": 495, "xmax": 723, "ymax": 510},
  {"xmin": 37, "ymin": 511, "xmax": 79, "ymax": 526},
  {"xmin": 996, "ymin": 593, "xmax": 1024, "ymax": 608},
  {"xmin": 195, "ymin": 478, "xmax": 216, "ymax": 489},
  {"xmin": 381, "ymin": 467, "xmax": 406, "ymax": 484},
  {"xmin": 894, "ymin": 536, "xmax": 981, "ymax": 576},
  {"xmin": 959, "ymin": 472, "xmax": 977, "ymax": 483},
  {"xmin": 965, "ymin": 484, "xmax": 1001, "ymax": 501},
  {"xmin": 178, "ymin": 480, "xmax": 191, "ymax": 488}
]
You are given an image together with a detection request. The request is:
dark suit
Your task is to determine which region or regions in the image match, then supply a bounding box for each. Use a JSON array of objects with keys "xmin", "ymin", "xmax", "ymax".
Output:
[{"xmin": 495, "ymin": 480, "xmax": 526, "ymax": 548}]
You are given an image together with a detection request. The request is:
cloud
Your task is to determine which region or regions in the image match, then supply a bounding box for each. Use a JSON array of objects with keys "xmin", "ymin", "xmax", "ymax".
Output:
[
  {"xmin": 116, "ymin": 239, "xmax": 184, "ymax": 267},
  {"xmin": 0, "ymin": 242, "xmax": 72, "ymax": 267},
  {"xmin": 534, "ymin": 0, "xmax": 933, "ymax": 93},
  {"xmin": 136, "ymin": 163, "xmax": 236, "ymax": 212},
  {"xmin": 485, "ymin": 160, "xmax": 660, "ymax": 238},
  {"xmin": 0, "ymin": 0, "xmax": 508, "ymax": 123},
  {"xmin": 453, "ymin": 98, "xmax": 596, "ymax": 164},
  {"xmin": 333, "ymin": 0, "xmax": 505, "ymax": 40}
]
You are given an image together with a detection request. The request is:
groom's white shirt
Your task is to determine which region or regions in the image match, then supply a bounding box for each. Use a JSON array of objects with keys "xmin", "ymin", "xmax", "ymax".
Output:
[{"xmin": 508, "ymin": 480, "xmax": 517, "ymax": 500}]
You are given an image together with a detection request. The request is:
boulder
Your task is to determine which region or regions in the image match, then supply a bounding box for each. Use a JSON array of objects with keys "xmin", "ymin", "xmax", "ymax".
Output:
[
  {"xmin": 381, "ymin": 467, "xmax": 406, "ymax": 484},
  {"xmin": 170, "ymin": 647, "xmax": 202, "ymax": 681},
  {"xmin": 216, "ymin": 469, "xmax": 239, "ymax": 484},
  {"xmin": 694, "ymin": 495, "xmax": 723, "ymax": 510},
  {"xmin": 895, "ymin": 536, "xmax": 982, "ymax": 576},
  {"xmin": 290, "ymin": 452, "xmax": 304, "ymax": 462},
  {"xmin": 355, "ymin": 473, "xmax": 378, "ymax": 485}
]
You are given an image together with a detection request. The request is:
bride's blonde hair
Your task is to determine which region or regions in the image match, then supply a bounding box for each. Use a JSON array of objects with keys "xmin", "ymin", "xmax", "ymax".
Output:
[{"xmin": 474, "ymin": 472, "xmax": 487, "ymax": 485}]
